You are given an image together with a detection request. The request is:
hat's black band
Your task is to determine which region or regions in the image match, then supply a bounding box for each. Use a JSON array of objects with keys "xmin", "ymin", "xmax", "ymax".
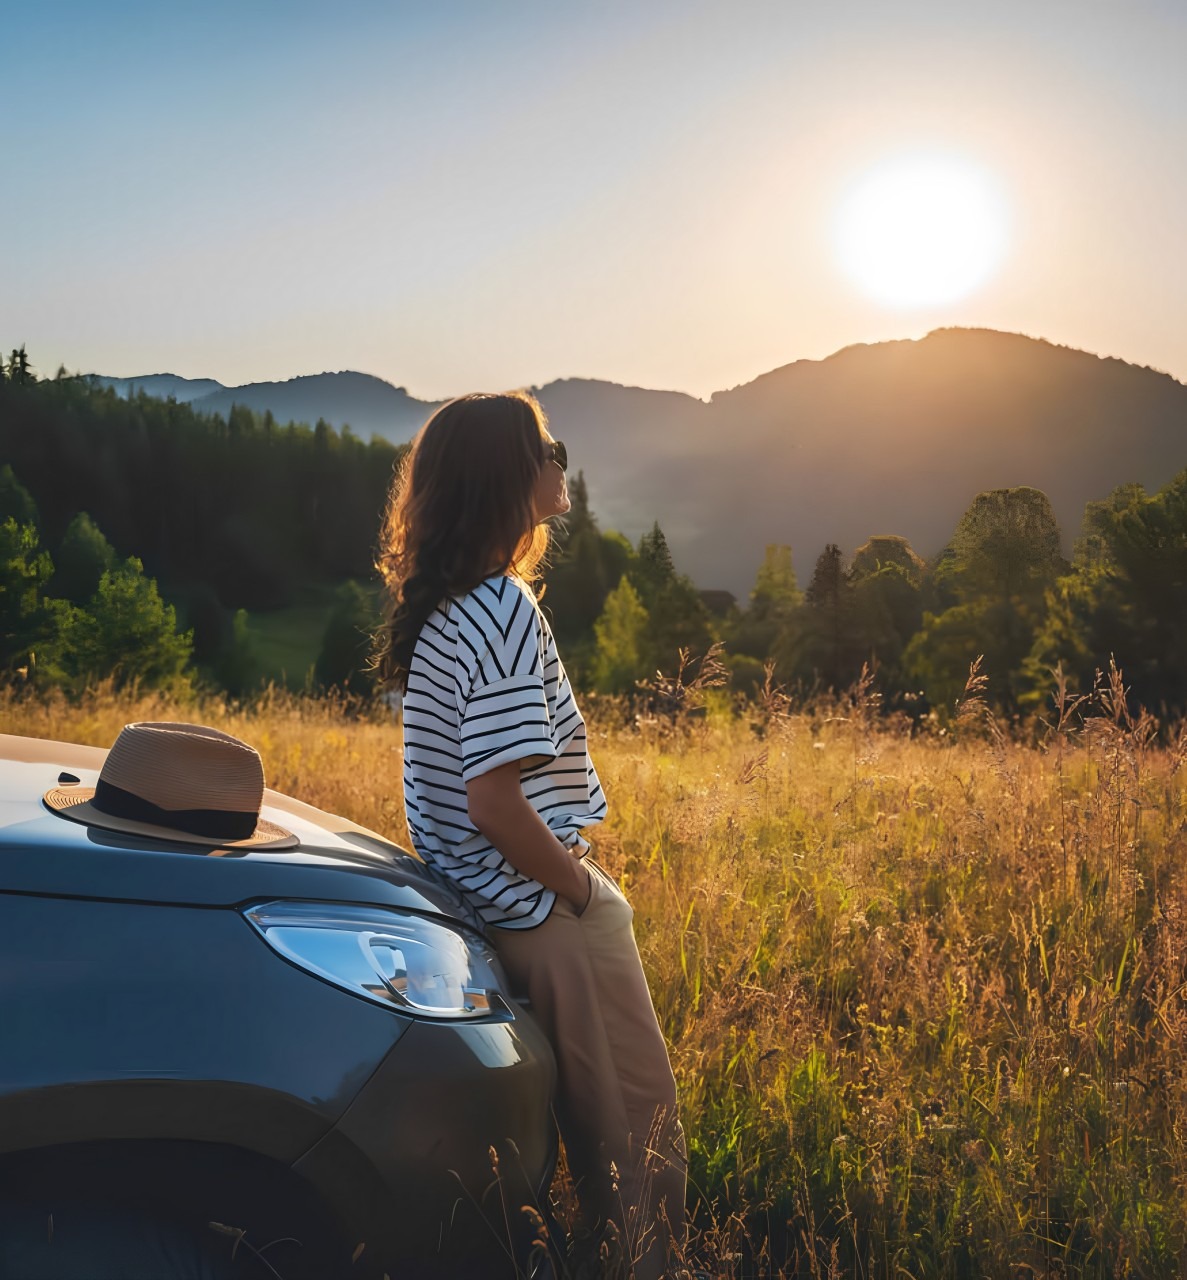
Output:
[{"xmin": 94, "ymin": 778, "xmax": 258, "ymax": 840}]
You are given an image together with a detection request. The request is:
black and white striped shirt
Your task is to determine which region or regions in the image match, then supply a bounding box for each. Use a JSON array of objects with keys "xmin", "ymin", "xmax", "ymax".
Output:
[{"xmin": 401, "ymin": 573, "xmax": 607, "ymax": 929}]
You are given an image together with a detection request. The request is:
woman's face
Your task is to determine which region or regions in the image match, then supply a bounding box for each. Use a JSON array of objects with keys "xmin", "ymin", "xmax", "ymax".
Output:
[{"xmin": 532, "ymin": 436, "xmax": 570, "ymax": 523}]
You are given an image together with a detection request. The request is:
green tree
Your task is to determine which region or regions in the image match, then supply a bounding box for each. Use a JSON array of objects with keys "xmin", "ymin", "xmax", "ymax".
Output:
[
  {"xmin": 552, "ymin": 470, "xmax": 598, "ymax": 556},
  {"xmin": 850, "ymin": 534, "xmax": 925, "ymax": 586},
  {"xmin": 645, "ymin": 579, "xmax": 713, "ymax": 680},
  {"xmin": 806, "ymin": 543, "xmax": 847, "ymax": 608},
  {"xmin": 729, "ymin": 544, "xmax": 801, "ymax": 662},
  {"xmin": 592, "ymin": 575, "xmax": 650, "ymax": 694},
  {"xmin": 545, "ymin": 527, "xmax": 634, "ymax": 659},
  {"xmin": 788, "ymin": 543, "xmax": 860, "ymax": 689},
  {"xmin": 1020, "ymin": 567, "xmax": 1117, "ymax": 708},
  {"xmin": 633, "ymin": 522, "xmax": 677, "ymax": 598},
  {"xmin": 902, "ymin": 602, "xmax": 998, "ymax": 713},
  {"xmin": 1023, "ymin": 471, "xmax": 1187, "ymax": 714},
  {"xmin": 751, "ymin": 543, "xmax": 801, "ymax": 614},
  {"xmin": 914, "ymin": 488, "xmax": 1066, "ymax": 708},
  {"xmin": 62, "ymin": 558, "xmax": 193, "ymax": 690},
  {"xmin": 544, "ymin": 474, "xmax": 635, "ymax": 657},
  {"xmin": 937, "ymin": 486, "xmax": 1065, "ymax": 607},
  {"xmin": 0, "ymin": 464, "xmax": 38, "ymax": 527},
  {"xmin": 1074, "ymin": 483, "xmax": 1147, "ymax": 570},
  {"xmin": 0, "ymin": 519, "xmax": 56, "ymax": 679},
  {"xmin": 6, "ymin": 345, "xmax": 33, "ymax": 386},
  {"xmin": 628, "ymin": 522, "xmax": 713, "ymax": 677},
  {"xmin": 0, "ymin": 367, "xmax": 403, "ymax": 617},
  {"xmin": 227, "ymin": 403, "xmax": 256, "ymax": 440},
  {"xmin": 52, "ymin": 512, "xmax": 116, "ymax": 605},
  {"xmin": 848, "ymin": 536, "xmax": 927, "ymax": 692}
]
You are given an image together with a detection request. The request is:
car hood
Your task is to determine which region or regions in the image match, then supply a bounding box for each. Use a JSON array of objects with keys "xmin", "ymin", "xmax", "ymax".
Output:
[{"xmin": 0, "ymin": 735, "xmax": 478, "ymax": 925}]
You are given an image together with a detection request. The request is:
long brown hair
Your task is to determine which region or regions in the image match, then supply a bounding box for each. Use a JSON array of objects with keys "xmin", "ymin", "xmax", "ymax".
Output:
[{"xmin": 373, "ymin": 391, "xmax": 553, "ymax": 691}]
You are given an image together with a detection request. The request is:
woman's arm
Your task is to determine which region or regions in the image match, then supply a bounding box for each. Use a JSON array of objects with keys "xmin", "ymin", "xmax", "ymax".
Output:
[{"xmin": 467, "ymin": 760, "xmax": 591, "ymax": 911}]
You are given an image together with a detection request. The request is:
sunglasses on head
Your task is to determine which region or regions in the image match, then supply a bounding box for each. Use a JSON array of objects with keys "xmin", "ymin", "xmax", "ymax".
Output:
[{"xmin": 543, "ymin": 439, "xmax": 567, "ymax": 472}]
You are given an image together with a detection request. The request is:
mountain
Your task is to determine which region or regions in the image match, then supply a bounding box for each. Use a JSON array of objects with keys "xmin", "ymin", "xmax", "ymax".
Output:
[
  {"xmin": 190, "ymin": 371, "xmax": 439, "ymax": 441},
  {"xmin": 91, "ymin": 369, "xmax": 440, "ymax": 439},
  {"xmin": 528, "ymin": 331, "xmax": 1186, "ymax": 592},
  {"xmin": 90, "ymin": 330, "xmax": 1187, "ymax": 594},
  {"xmin": 90, "ymin": 373, "xmax": 224, "ymax": 402}
]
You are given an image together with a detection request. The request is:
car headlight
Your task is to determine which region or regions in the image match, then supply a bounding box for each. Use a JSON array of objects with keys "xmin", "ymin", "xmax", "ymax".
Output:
[{"xmin": 244, "ymin": 901, "xmax": 513, "ymax": 1020}]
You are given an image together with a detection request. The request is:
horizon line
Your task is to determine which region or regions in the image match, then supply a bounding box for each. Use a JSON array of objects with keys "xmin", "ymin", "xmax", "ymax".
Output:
[{"xmin": 61, "ymin": 324, "xmax": 1187, "ymax": 403}]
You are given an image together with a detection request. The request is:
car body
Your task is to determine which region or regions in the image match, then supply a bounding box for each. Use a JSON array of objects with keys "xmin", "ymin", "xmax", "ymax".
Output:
[{"xmin": 0, "ymin": 732, "xmax": 557, "ymax": 1280}]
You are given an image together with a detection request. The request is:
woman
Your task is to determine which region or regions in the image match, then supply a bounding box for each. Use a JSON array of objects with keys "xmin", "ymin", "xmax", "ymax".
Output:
[{"xmin": 374, "ymin": 392, "xmax": 686, "ymax": 1278}]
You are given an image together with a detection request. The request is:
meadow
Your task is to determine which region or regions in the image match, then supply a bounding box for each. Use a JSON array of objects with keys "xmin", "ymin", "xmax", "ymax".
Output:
[{"xmin": 5, "ymin": 670, "xmax": 1186, "ymax": 1279}]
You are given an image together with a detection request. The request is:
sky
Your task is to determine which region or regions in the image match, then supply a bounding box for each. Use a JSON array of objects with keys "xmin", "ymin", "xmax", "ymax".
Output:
[{"xmin": 3, "ymin": 0, "xmax": 1185, "ymax": 400}]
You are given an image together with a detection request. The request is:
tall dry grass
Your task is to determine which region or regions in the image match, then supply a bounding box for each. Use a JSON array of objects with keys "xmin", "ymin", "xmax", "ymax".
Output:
[{"xmin": 4, "ymin": 672, "xmax": 1186, "ymax": 1278}]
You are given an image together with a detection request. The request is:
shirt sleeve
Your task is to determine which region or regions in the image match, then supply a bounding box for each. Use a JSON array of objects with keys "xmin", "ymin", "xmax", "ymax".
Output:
[{"xmin": 454, "ymin": 582, "xmax": 558, "ymax": 783}]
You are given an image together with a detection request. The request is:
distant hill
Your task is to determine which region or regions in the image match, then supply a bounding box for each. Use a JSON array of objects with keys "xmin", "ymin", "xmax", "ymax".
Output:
[
  {"xmin": 190, "ymin": 371, "xmax": 440, "ymax": 442},
  {"xmin": 90, "ymin": 373, "xmax": 224, "ymax": 402},
  {"xmin": 676, "ymin": 329, "xmax": 1187, "ymax": 591},
  {"xmin": 90, "ymin": 369, "xmax": 441, "ymax": 440},
  {"xmin": 91, "ymin": 329, "xmax": 1187, "ymax": 594}
]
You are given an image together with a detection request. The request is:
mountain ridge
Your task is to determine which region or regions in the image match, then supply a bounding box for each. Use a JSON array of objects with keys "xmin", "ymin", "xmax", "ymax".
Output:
[
  {"xmin": 87, "ymin": 329, "xmax": 1187, "ymax": 594},
  {"xmin": 91, "ymin": 328, "xmax": 1187, "ymax": 420}
]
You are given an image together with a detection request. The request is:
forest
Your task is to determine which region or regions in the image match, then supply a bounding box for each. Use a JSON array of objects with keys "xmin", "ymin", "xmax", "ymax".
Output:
[{"xmin": 2, "ymin": 346, "xmax": 1184, "ymax": 720}]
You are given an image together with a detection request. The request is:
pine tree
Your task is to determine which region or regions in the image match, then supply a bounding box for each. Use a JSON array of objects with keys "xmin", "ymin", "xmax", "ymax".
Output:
[
  {"xmin": 797, "ymin": 544, "xmax": 859, "ymax": 689},
  {"xmin": 7, "ymin": 345, "xmax": 32, "ymax": 386},
  {"xmin": 0, "ymin": 464, "xmax": 38, "ymax": 527},
  {"xmin": 53, "ymin": 513, "xmax": 116, "ymax": 605},
  {"xmin": 552, "ymin": 470, "xmax": 598, "ymax": 556},
  {"xmin": 635, "ymin": 522, "xmax": 677, "ymax": 599},
  {"xmin": 627, "ymin": 522, "xmax": 713, "ymax": 677}
]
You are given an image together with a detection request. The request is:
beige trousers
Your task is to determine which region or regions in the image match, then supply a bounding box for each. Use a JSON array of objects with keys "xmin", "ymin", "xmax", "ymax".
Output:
[{"xmin": 489, "ymin": 862, "xmax": 687, "ymax": 1279}]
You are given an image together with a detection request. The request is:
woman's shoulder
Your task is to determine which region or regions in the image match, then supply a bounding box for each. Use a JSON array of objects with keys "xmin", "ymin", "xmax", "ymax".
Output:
[
  {"xmin": 451, "ymin": 573, "xmax": 540, "ymax": 633},
  {"xmin": 451, "ymin": 571, "xmax": 532, "ymax": 603}
]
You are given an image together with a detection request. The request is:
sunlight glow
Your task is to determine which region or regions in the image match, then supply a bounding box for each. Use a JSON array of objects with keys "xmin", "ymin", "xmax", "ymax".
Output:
[{"xmin": 833, "ymin": 153, "xmax": 1010, "ymax": 308}]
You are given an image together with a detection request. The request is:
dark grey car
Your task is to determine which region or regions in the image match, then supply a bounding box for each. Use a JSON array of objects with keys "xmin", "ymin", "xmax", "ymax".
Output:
[{"xmin": 0, "ymin": 733, "xmax": 557, "ymax": 1280}]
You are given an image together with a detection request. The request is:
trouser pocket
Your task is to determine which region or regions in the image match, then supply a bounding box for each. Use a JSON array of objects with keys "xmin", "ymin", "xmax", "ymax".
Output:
[{"xmin": 579, "ymin": 860, "xmax": 635, "ymax": 930}]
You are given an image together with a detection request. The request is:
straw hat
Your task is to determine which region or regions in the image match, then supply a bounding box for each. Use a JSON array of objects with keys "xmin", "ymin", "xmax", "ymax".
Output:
[{"xmin": 43, "ymin": 721, "xmax": 297, "ymax": 849}]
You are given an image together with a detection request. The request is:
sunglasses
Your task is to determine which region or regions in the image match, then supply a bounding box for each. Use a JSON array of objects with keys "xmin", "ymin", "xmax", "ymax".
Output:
[{"xmin": 543, "ymin": 439, "xmax": 568, "ymax": 472}]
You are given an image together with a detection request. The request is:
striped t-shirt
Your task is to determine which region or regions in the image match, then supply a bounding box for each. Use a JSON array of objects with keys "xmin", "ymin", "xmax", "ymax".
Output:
[{"xmin": 401, "ymin": 573, "xmax": 607, "ymax": 929}]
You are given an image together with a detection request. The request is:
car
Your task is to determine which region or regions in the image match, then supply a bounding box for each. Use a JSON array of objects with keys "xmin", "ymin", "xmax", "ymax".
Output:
[{"xmin": 0, "ymin": 726, "xmax": 558, "ymax": 1280}]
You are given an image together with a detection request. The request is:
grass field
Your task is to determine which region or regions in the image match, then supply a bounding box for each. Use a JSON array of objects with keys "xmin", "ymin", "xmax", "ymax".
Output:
[
  {"xmin": 6, "ymin": 674, "xmax": 1187, "ymax": 1278},
  {"xmin": 239, "ymin": 594, "xmax": 334, "ymax": 689}
]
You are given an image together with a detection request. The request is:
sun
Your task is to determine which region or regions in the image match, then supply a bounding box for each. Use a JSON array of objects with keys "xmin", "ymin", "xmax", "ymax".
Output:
[{"xmin": 833, "ymin": 152, "xmax": 1010, "ymax": 308}]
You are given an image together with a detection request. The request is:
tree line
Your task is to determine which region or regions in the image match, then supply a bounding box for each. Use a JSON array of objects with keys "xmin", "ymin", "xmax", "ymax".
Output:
[
  {"xmin": 0, "ymin": 348, "xmax": 397, "ymax": 605},
  {"xmin": 2, "ymin": 347, "xmax": 1184, "ymax": 718},
  {"xmin": 539, "ymin": 442, "xmax": 1186, "ymax": 722},
  {"xmin": 1, "ymin": 347, "xmax": 402, "ymax": 693}
]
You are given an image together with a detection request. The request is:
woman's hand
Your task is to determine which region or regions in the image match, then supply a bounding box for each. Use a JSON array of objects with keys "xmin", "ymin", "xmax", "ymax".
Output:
[
  {"xmin": 467, "ymin": 760, "xmax": 592, "ymax": 909},
  {"xmin": 573, "ymin": 862, "xmax": 594, "ymax": 916}
]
